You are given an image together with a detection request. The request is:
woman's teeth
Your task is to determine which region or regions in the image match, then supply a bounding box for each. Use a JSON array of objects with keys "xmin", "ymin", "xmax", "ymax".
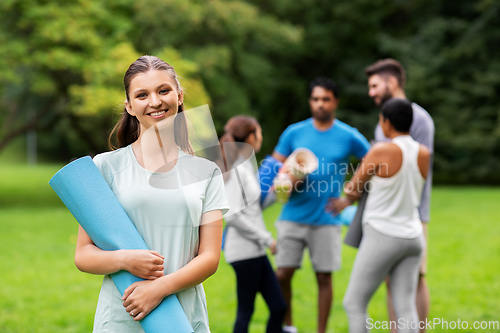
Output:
[{"xmin": 150, "ymin": 110, "xmax": 166, "ymax": 117}]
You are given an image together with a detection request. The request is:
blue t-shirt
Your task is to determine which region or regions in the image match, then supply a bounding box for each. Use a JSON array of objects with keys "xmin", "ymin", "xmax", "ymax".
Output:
[{"xmin": 274, "ymin": 118, "xmax": 370, "ymax": 225}]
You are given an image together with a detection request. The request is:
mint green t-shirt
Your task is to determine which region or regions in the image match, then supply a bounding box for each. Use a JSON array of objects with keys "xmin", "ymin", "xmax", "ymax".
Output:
[{"xmin": 92, "ymin": 145, "xmax": 229, "ymax": 333}]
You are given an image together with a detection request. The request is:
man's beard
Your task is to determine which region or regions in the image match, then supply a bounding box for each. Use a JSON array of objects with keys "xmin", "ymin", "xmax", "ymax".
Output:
[
  {"xmin": 376, "ymin": 88, "xmax": 393, "ymax": 107},
  {"xmin": 313, "ymin": 109, "xmax": 333, "ymax": 122}
]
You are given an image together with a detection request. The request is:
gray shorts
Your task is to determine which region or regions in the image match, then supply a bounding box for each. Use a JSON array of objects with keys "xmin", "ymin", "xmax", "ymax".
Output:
[{"xmin": 276, "ymin": 220, "xmax": 342, "ymax": 272}]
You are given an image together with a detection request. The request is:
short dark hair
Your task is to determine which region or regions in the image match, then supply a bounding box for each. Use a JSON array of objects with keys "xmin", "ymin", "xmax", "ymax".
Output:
[
  {"xmin": 309, "ymin": 77, "xmax": 339, "ymax": 99},
  {"xmin": 364, "ymin": 59, "xmax": 406, "ymax": 89},
  {"xmin": 381, "ymin": 99, "xmax": 413, "ymax": 133}
]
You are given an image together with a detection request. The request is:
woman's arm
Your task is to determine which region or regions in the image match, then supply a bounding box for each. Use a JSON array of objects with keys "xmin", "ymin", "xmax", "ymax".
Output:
[
  {"xmin": 121, "ymin": 209, "xmax": 224, "ymax": 321},
  {"xmin": 225, "ymin": 212, "xmax": 273, "ymax": 246},
  {"xmin": 75, "ymin": 226, "xmax": 165, "ymax": 279},
  {"xmin": 344, "ymin": 143, "xmax": 388, "ymax": 201}
]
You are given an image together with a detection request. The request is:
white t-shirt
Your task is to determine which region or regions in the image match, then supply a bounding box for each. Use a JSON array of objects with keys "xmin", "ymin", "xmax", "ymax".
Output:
[
  {"xmin": 92, "ymin": 145, "xmax": 229, "ymax": 333},
  {"xmin": 223, "ymin": 156, "xmax": 273, "ymax": 264}
]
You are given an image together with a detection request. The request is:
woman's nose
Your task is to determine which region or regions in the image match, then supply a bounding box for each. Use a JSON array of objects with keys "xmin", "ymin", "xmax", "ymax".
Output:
[{"xmin": 149, "ymin": 95, "xmax": 162, "ymax": 108}]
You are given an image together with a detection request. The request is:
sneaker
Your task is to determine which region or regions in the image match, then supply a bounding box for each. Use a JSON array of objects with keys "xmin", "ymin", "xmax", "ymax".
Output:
[{"xmin": 283, "ymin": 326, "xmax": 298, "ymax": 333}]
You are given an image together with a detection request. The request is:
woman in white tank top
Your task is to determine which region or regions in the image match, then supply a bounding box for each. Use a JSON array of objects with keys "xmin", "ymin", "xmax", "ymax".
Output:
[{"xmin": 342, "ymin": 99, "xmax": 430, "ymax": 333}]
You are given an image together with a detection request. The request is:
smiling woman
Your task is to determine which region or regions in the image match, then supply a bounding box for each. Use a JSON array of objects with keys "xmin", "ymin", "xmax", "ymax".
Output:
[
  {"xmin": 124, "ymin": 71, "xmax": 181, "ymax": 131},
  {"xmin": 74, "ymin": 56, "xmax": 229, "ymax": 333},
  {"xmin": 109, "ymin": 56, "xmax": 194, "ymax": 156}
]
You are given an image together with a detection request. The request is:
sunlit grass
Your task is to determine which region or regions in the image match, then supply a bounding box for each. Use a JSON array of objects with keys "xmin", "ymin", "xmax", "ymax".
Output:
[{"xmin": 0, "ymin": 163, "xmax": 499, "ymax": 332}]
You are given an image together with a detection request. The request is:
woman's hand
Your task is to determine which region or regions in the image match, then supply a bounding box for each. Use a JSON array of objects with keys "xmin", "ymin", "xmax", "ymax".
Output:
[
  {"xmin": 269, "ymin": 239, "xmax": 277, "ymax": 255},
  {"xmin": 325, "ymin": 197, "xmax": 353, "ymax": 215},
  {"xmin": 344, "ymin": 181, "xmax": 362, "ymax": 201},
  {"xmin": 122, "ymin": 280, "xmax": 165, "ymax": 321},
  {"xmin": 75, "ymin": 227, "xmax": 164, "ymax": 277},
  {"xmin": 119, "ymin": 250, "xmax": 165, "ymax": 280}
]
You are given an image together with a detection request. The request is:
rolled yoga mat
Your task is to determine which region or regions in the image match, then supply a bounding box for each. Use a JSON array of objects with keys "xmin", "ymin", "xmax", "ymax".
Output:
[
  {"xmin": 49, "ymin": 156, "xmax": 193, "ymax": 333},
  {"xmin": 258, "ymin": 155, "xmax": 283, "ymax": 209},
  {"xmin": 344, "ymin": 187, "xmax": 370, "ymax": 249}
]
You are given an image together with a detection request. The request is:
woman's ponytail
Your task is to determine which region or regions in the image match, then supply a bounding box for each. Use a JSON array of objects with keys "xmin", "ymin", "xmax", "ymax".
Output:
[{"xmin": 108, "ymin": 107, "xmax": 140, "ymax": 150}]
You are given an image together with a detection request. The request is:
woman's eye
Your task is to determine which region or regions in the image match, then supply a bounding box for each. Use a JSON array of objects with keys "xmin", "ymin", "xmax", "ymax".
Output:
[
  {"xmin": 160, "ymin": 89, "xmax": 170, "ymax": 94},
  {"xmin": 136, "ymin": 93, "xmax": 147, "ymax": 98}
]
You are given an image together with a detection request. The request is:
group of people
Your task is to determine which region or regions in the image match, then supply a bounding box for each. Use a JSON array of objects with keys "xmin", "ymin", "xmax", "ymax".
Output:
[
  {"xmin": 220, "ymin": 59, "xmax": 434, "ymax": 333},
  {"xmin": 73, "ymin": 55, "xmax": 434, "ymax": 333}
]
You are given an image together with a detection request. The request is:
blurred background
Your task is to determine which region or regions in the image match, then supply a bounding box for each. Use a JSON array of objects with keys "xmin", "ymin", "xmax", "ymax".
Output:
[
  {"xmin": 1, "ymin": 1, "xmax": 499, "ymax": 332},
  {"xmin": 1, "ymin": 0, "xmax": 499, "ymax": 183}
]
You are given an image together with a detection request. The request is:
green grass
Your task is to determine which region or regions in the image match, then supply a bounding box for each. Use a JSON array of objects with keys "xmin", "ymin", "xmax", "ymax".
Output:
[{"xmin": 0, "ymin": 163, "xmax": 499, "ymax": 332}]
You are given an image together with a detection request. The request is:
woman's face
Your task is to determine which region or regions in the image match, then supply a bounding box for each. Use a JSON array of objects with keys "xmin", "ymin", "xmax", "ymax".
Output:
[
  {"xmin": 125, "ymin": 69, "xmax": 183, "ymax": 132},
  {"xmin": 379, "ymin": 113, "xmax": 390, "ymax": 137},
  {"xmin": 247, "ymin": 125, "xmax": 263, "ymax": 153}
]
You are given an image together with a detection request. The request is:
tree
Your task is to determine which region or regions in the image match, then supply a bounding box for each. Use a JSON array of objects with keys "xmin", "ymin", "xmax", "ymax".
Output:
[{"xmin": 0, "ymin": 0, "xmax": 302, "ymax": 161}]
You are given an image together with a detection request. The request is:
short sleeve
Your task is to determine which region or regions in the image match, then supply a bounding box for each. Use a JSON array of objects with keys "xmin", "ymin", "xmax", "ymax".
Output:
[
  {"xmin": 274, "ymin": 126, "xmax": 294, "ymax": 158},
  {"xmin": 374, "ymin": 124, "xmax": 390, "ymax": 143},
  {"xmin": 410, "ymin": 117, "xmax": 434, "ymax": 154},
  {"xmin": 350, "ymin": 129, "xmax": 370, "ymax": 159},
  {"xmin": 202, "ymin": 165, "xmax": 230, "ymax": 215},
  {"xmin": 92, "ymin": 154, "xmax": 113, "ymax": 186}
]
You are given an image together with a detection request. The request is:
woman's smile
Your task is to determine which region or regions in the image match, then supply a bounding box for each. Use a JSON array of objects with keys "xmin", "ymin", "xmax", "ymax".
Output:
[{"xmin": 148, "ymin": 109, "xmax": 168, "ymax": 119}]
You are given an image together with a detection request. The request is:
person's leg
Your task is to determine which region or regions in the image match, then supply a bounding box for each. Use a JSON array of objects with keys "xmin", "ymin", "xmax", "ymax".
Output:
[
  {"xmin": 231, "ymin": 258, "xmax": 263, "ymax": 333},
  {"xmin": 315, "ymin": 272, "xmax": 332, "ymax": 333},
  {"xmin": 416, "ymin": 223, "xmax": 430, "ymax": 333},
  {"xmin": 275, "ymin": 221, "xmax": 307, "ymax": 328},
  {"xmin": 386, "ymin": 223, "xmax": 430, "ymax": 333},
  {"xmin": 343, "ymin": 225, "xmax": 403, "ymax": 333},
  {"xmin": 276, "ymin": 267, "xmax": 296, "ymax": 327},
  {"xmin": 389, "ymin": 235, "xmax": 425, "ymax": 333},
  {"xmin": 386, "ymin": 277, "xmax": 398, "ymax": 333},
  {"xmin": 308, "ymin": 225, "xmax": 342, "ymax": 333},
  {"xmin": 259, "ymin": 256, "xmax": 287, "ymax": 333}
]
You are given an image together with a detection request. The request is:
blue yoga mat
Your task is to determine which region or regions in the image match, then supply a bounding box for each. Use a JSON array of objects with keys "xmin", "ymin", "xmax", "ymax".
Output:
[
  {"xmin": 49, "ymin": 156, "xmax": 193, "ymax": 333},
  {"xmin": 258, "ymin": 155, "xmax": 282, "ymax": 208},
  {"xmin": 338, "ymin": 205, "xmax": 357, "ymax": 226}
]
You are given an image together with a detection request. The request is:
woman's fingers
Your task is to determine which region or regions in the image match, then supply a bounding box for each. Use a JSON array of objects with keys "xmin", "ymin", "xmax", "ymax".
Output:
[
  {"xmin": 122, "ymin": 280, "xmax": 160, "ymax": 321},
  {"xmin": 122, "ymin": 282, "xmax": 138, "ymax": 301},
  {"xmin": 130, "ymin": 309, "xmax": 139, "ymax": 318},
  {"xmin": 150, "ymin": 250, "xmax": 165, "ymax": 259},
  {"xmin": 134, "ymin": 310, "xmax": 146, "ymax": 321},
  {"xmin": 123, "ymin": 250, "xmax": 165, "ymax": 279},
  {"xmin": 153, "ymin": 255, "xmax": 164, "ymax": 265},
  {"xmin": 147, "ymin": 267, "xmax": 164, "ymax": 280}
]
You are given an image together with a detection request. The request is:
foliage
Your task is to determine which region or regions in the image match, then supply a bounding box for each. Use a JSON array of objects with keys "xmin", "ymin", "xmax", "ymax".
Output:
[
  {"xmin": 377, "ymin": 0, "xmax": 500, "ymax": 184},
  {"xmin": 0, "ymin": 0, "xmax": 214, "ymax": 159},
  {"xmin": 246, "ymin": 0, "xmax": 500, "ymax": 184},
  {"xmin": 0, "ymin": 0, "xmax": 499, "ymax": 182}
]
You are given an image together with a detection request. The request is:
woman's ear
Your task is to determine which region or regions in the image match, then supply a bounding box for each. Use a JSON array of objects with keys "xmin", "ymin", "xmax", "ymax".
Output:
[
  {"xmin": 178, "ymin": 92, "xmax": 184, "ymax": 106},
  {"xmin": 246, "ymin": 132, "xmax": 257, "ymax": 147},
  {"xmin": 124, "ymin": 100, "xmax": 135, "ymax": 116}
]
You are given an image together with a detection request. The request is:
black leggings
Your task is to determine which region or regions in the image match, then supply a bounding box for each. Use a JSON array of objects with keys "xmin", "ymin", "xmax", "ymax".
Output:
[{"xmin": 231, "ymin": 256, "xmax": 286, "ymax": 333}]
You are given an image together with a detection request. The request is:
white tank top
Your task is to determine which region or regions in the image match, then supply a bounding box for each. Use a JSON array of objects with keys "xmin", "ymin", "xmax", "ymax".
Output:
[{"xmin": 363, "ymin": 135, "xmax": 425, "ymax": 239}]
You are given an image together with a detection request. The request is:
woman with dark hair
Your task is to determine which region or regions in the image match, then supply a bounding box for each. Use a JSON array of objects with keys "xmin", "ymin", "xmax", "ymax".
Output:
[
  {"xmin": 343, "ymin": 99, "xmax": 430, "ymax": 333},
  {"xmin": 75, "ymin": 55, "xmax": 229, "ymax": 332},
  {"xmin": 219, "ymin": 115, "xmax": 286, "ymax": 333}
]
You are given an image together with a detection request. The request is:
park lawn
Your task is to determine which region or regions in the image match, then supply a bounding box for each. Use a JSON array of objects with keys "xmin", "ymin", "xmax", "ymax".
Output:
[{"xmin": 0, "ymin": 163, "xmax": 499, "ymax": 332}]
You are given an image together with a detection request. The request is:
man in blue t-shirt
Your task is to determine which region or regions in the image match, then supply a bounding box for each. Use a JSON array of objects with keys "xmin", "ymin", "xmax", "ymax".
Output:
[{"xmin": 272, "ymin": 77, "xmax": 370, "ymax": 333}]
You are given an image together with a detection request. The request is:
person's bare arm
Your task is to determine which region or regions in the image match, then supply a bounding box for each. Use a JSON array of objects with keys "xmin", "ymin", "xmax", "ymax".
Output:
[
  {"xmin": 418, "ymin": 144, "xmax": 430, "ymax": 179},
  {"xmin": 271, "ymin": 151, "xmax": 286, "ymax": 163},
  {"xmin": 121, "ymin": 210, "xmax": 223, "ymax": 321},
  {"xmin": 345, "ymin": 143, "xmax": 394, "ymax": 200},
  {"xmin": 75, "ymin": 226, "xmax": 165, "ymax": 280}
]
